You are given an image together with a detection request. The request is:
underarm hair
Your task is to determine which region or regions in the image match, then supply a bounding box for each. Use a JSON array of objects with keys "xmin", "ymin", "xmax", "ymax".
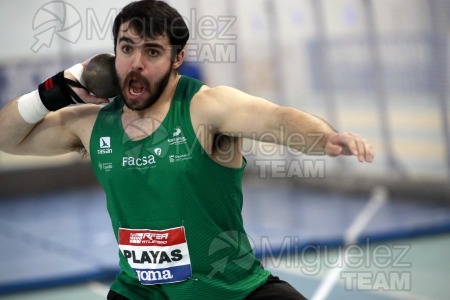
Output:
[
  {"xmin": 214, "ymin": 134, "xmax": 234, "ymax": 150},
  {"xmin": 68, "ymin": 140, "xmax": 88, "ymax": 158}
]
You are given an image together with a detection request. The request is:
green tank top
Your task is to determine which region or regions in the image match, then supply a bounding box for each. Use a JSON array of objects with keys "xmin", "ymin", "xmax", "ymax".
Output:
[{"xmin": 90, "ymin": 76, "xmax": 270, "ymax": 300}]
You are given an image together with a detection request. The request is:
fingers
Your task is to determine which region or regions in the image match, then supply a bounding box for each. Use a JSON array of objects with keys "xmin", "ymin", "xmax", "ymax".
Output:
[
  {"xmin": 355, "ymin": 137, "xmax": 374, "ymax": 163},
  {"xmin": 77, "ymin": 89, "xmax": 109, "ymax": 104},
  {"xmin": 83, "ymin": 93, "xmax": 110, "ymax": 105},
  {"xmin": 327, "ymin": 132, "xmax": 374, "ymax": 163},
  {"xmin": 346, "ymin": 133, "xmax": 374, "ymax": 163},
  {"xmin": 350, "ymin": 134, "xmax": 374, "ymax": 163},
  {"xmin": 82, "ymin": 55, "xmax": 96, "ymax": 67},
  {"xmin": 65, "ymin": 61, "xmax": 110, "ymax": 105},
  {"xmin": 69, "ymin": 84, "xmax": 109, "ymax": 105},
  {"xmin": 343, "ymin": 133, "xmax": 360, "ymax": 156},
  {"xmin": 81, "ymin": 60, "xmax": 90, "ymax": 68}
]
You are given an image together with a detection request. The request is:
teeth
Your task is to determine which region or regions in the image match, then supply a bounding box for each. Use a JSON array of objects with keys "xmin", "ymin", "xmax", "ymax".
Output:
[{"xmin": 130, "ymin": 87, "xmax": 143, "ymax": 96}]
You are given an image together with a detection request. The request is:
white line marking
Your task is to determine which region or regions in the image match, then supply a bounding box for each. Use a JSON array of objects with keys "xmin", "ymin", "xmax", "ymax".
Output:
[
  {"xmin": 345, "ymin": 186, "xmax": 388, "ymax": 245},
  {"xmin": 311, "ymin": 186, "xmax": 388, "ymax": 300}
]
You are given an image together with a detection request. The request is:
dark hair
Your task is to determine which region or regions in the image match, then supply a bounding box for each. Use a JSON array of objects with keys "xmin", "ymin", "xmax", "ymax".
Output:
[{"xmin": 112, "ymin": 0, "xmax": 189, "ymax": 58}]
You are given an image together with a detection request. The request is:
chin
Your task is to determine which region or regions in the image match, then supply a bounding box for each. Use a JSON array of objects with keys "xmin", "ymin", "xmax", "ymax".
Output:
[{"xmin": 123, "ymin": 95, "xmax": 157, "ymax": 111}]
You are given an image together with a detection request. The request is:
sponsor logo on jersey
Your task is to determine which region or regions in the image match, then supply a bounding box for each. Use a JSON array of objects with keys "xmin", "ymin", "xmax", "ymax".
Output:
[
  {"xmin": 98, "ymin": 162, "xmax": 113, "ymax": 171},
  {"xmin": 130, "ymin": 232, "xmax": 169, "ymax": 245},
  {"xmin": 154, "ymin": 148, "xmax": 162, "ymax": 156},
  {"xmin": 169, "ymin": 154, "xmax": 192, "ymax": 163},
  {"xmin": 122, "ymin": 155, "xmax": 156, "ymax": 168},
  {"xmin": 98, "ymin": 137, "xmax": 113, "ymax": 155},
  {"xmin": 168, "ymin": 127, "xmax": 187, "ymax": 145},
  {"xmin": 119, "ymin": 227, "xmax": 192, "ymax": 285}
]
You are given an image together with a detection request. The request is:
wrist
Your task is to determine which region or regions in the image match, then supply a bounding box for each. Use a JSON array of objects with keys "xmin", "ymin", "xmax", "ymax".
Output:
[
  {"xmin": 17, "ymin": 63, "xmax": 87, "ymax": 124},
  {"xmin": 17, "ymin": 90, "xmax": 49, "ymax": 124},
  {"xmin": 38, "ymin": 71, "xmax": 80, "ymax": 111},
  {"xmin": 67, "ymin": 63, "xmax": 86, "ymax": 86},
  {"xmin": 38, "ymin": 63, "xmax": 89, "ymax": 111}
]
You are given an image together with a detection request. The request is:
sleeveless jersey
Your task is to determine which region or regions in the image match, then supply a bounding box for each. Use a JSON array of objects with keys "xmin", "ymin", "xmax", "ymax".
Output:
[{"xmin": 90, "ymin": 76, "xmax": 270, "ymax": 299}]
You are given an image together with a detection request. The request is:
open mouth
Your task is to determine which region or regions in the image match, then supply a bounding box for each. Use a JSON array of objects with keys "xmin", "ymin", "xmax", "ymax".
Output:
[{"xmin": 129, "ymin": 78, "xmax": 145, "ymax": 96}]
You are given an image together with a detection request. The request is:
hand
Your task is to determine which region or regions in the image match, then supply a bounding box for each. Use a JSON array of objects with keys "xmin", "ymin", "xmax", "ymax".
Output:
[
  {"xmin": 324, "ymin": 132, "xmax": 374, "ymax": 163},
  {"xmin": 63, "ymin": 59, "xmax": 109, "ymax": 105}
]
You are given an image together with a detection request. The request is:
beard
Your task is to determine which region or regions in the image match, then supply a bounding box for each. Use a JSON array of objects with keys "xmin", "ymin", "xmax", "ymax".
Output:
[{"xmin": 115, "ymin": 65, "xmax": 173, "ymax": 111}]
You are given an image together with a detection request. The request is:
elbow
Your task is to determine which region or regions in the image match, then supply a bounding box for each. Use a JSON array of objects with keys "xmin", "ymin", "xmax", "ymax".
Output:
[{"xmin": 276, "ymin": 107, "xmax": 334, "ymax": 154}]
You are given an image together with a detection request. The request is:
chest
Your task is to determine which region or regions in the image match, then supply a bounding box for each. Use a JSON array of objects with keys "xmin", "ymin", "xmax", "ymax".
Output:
[
  {"xmin": 123, "ymin": 118, "xmax": 164, "ymax": 141},
  {"xmin": 92, "ymin": 119, "xmax": 196, "ymax": 178},
  {"xmin": 121, "ymin": 103, "xmax": 170, "ymax": 142}
]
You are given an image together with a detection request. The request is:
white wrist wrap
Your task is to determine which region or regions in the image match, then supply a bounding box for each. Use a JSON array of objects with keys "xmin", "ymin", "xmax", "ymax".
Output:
[
  {"xmin": 17, "ymin": 90, "xmax": 50, "ymax": 124},
  {"xmin": 67, "ymin": 63, "xmax": 86, "ymax": 86}
]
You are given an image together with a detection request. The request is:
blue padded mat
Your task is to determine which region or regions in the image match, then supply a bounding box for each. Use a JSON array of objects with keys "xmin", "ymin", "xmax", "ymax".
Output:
[{"xmin": 1, "ymin": 184, "xmax": 450, "ymax": 294}]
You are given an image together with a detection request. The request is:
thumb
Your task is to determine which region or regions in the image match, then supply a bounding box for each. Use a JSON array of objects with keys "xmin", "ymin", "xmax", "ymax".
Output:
[{"xmin": 325, "ymin": 143, "xmax": 342, "ymax": 157}]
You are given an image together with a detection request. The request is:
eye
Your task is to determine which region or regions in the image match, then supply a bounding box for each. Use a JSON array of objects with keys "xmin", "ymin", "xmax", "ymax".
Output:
[
  {"xmin": 121, "ymin": 45, "xmax": 132, "ymax": 54},
  {"xmin": 148, "ymin": 48, "xmax": 160, "ymax": 57}
]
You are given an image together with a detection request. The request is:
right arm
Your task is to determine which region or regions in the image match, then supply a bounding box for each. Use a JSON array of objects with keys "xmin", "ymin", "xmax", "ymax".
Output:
[
  {"xmin": 0, "ymin": 99, "xmax": 40, "ymax": 153},
  {"xmin": 0, "ymin": 65, "xmax": 107, "ymax": 156},
  {"xmin": 0, "ymin": 101, "xmax": 100, "ymax": 156}
]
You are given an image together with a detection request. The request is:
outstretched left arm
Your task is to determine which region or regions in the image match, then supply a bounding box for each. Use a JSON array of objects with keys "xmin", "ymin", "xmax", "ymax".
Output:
[{"xmin": 191, "ymin": 86, "xmax": 374, "ymax": 163}]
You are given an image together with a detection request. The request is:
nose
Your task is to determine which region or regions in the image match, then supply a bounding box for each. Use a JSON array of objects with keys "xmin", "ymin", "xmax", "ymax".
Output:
[{"xmin": 131, "ymin": 51, "xmax": 144, "ymax": 71}]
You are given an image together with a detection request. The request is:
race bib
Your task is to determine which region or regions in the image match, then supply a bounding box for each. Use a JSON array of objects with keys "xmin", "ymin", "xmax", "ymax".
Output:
[{"xmin": 119, "ymin": 227, "xmax": 192, "ymax": 285}]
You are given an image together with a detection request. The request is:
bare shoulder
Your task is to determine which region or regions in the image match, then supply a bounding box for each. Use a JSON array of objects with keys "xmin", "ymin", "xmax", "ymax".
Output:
[
  {"xmin": 193, "ymin": 85, "xmax": 274, "ymax": 107},
  {"xmin": 55, "ymin": 104, "xmax": 102, "ymax": 129},
  {"xmin": 191, "ymin": 85, "xmax": 279, "ymax": 135},
  {"xmin": 191, "ymin": 84, "xmax": 277, "ymax": 119},
  {"xmin": 190, "ymin": 85, "xmax": 230, "ymax": 128},
  {"xmin": 190, "ymin": 85, "xmax": 245, "ymax": 115},
  {"xmin": 192, "ymin": 85, "xmax": 242, "ymax": 103}
]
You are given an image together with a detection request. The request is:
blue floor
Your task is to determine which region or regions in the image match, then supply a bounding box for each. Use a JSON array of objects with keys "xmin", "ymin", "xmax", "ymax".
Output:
[{"xmin": 1, "ymin": 183, "xmax": 450, "ymax": 296}]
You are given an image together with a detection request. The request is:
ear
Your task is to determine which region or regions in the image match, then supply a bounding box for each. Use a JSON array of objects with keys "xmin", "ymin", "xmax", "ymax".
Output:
[{"xmin": 172, "ymin": 49, "xmax": 186, "ymax": 70}]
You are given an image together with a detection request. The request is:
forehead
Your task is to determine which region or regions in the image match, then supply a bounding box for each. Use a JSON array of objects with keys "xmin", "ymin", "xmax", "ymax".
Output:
[{"xmin": 118, "ymin": 22, "xmax": 170, "ymax": 46}]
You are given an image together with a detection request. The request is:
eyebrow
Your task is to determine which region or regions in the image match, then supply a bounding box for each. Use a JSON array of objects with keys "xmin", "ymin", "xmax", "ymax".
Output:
[{"xmin": 118, "ymin": 36, "xmax": 165, "ymax": 50}]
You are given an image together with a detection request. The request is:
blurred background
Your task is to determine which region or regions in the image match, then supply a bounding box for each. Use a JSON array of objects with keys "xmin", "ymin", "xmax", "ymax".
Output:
[{"xmin": 0, "ymin": 0, "xmax": 449, "ymax": 299}]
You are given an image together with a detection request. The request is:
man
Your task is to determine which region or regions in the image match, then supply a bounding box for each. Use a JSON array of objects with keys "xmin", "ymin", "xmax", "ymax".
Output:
[{"xmin": 0, "ymin": 0, "xmax": 373, "ymax": 299}]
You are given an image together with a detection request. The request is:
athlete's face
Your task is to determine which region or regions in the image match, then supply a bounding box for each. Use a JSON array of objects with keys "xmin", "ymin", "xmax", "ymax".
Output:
[{"xmin": 114, "ymin": 23, "xmax": 174, "ymax": 111}]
